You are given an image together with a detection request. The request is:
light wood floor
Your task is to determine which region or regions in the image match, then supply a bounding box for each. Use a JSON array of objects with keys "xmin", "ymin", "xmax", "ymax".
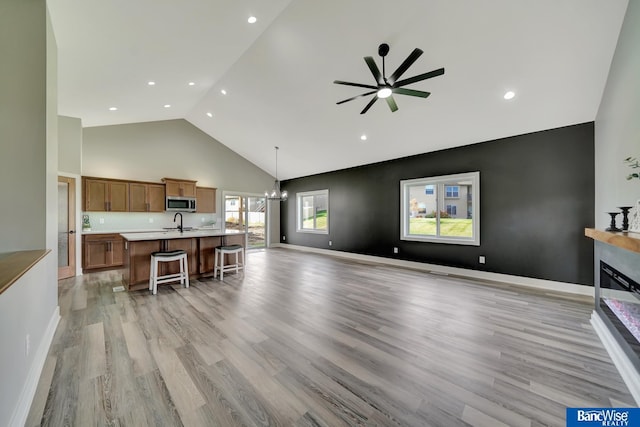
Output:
[{"xmin": 27, "ymin": 248, "xmax": 634, "ymax": 426}]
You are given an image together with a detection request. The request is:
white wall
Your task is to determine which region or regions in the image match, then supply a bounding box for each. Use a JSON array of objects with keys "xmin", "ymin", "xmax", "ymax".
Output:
[
  {"xmin": 59, "ymin": 116, "xmax": 84, "ymax": 275},
  {"xmin": 58, "ymin": 115, "xmax": 82, "ymax": 175},
  {"xmin": 0, "ymin": 0, "xmax": 47, "ymax": 251},
  {"xmin": 82, "ymin": 119, "xmax": 275, "ymax": 215},
  {"xmin": 595, "ymin": 0, "xmax": 640, "ymax": 229},
  {"xmin": 0, "ymin": 2, "xmax": 60, "ymax": 426}
]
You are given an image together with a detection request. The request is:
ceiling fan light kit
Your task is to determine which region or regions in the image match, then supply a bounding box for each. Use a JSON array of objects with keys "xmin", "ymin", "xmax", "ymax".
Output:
[{"xmin": 334, "ymin": 43, "xmax": 445, "ymax": 114}]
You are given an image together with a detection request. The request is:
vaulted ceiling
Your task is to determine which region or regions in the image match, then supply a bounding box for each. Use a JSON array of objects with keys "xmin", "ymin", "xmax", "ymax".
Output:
[{"xmin": 48, "ymin": 0, "xmax": 628, "ymax": 180}]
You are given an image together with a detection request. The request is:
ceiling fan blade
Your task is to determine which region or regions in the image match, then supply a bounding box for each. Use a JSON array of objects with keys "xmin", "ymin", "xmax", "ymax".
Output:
[
  {"xmin": 388, "ymin": 48, "xmax": 423, "ymax": 84},
  {"xmin": 360, "ymin": 96, "xmax": 379, "ymax": 114},
  {"xmin": 394, "ymin": 68, "xmax": 445, "ymax": 88},
  {"xmin": 364, "ymin": 56, "xmax": 384, "ymax": 85},
  {"xmin": 392, "ymin": 88, "xmax": 431, "ymax": 98},
  {"xmin": 333, "ymin": 80, "xmax": 378, "ymax": 90},
  {"xmin": 386, "ymin": 95, "xmax": 398, "ymax": 112},
  {"xmin": 337, "ymin": 90, "xmax": 377, "ymax": 105}
]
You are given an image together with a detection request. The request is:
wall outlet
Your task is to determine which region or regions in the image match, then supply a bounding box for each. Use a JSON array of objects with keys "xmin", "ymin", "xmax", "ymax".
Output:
[
  {"xmin": 329, "ymin": 240, "xmax": 332, "ymax": 246},
  {"xmin": 148, "ymin": 217, "xmax": 154, "ymax": 223},
  {"xmin": 25, "ymin": 334, "xmax": 30, "ymax": 357},
  {"xmin": 479, "ymin": 256, "xmax": 486, "ymax": 264},
  {"xmin": 201, "ymin": 217, "xmax": 206, "ymax": 222},
  {"xmin": 393, "ymin": 247, "xmax": 399, "ymax": 254},
  {"xmin": 99, "ymin": 218, "xmax": 105, "ymax": 224},
  {"xmin": 282, "ymin": 235, "xmax": 286, "ymax": 241}
]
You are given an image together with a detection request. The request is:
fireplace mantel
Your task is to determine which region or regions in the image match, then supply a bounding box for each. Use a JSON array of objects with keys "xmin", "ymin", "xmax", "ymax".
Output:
[{"xmin": 585, "ymin": 228, "xmax": 640, "ymax": 254}]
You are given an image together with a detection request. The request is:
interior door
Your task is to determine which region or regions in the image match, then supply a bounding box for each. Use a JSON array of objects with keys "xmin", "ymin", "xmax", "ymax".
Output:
[
  {"xmin": 58, "ymin": 176, "xmax": 76, "ymax": 279},
  {"xmin": 224, "ymin": 194, "xmax": 266, "ymax": 249}
]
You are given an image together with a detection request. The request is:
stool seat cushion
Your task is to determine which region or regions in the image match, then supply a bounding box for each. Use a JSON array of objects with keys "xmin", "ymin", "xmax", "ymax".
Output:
[
  {"xmin": 216, "ymin": 245, "xmax": 243, "ymax": 251},
  {"xmin": 151, "ymin": 250, "xmax": 187, "ymax": 257}
]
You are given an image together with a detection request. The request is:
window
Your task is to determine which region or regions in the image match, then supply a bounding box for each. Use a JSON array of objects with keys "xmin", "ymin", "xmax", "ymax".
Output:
[
  {"xmin": 296, "ymin": 190, "xmax": 329, "ymax": 234},
  {"xmin": 400, "ymin": 172, "xmax": 480, "ymax": 245},
  {"xmin": 445, "ymin": 185, "xmax": 459, "ymax": 198}
]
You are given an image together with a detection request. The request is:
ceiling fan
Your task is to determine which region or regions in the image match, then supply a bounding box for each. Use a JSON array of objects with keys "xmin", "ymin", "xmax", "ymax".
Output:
[{"xmin": 334, "ymin": 43, "xmax": 445, "ymax": 114}]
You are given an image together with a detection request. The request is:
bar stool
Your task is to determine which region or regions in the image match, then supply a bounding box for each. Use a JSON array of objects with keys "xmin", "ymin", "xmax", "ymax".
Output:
[
  {"xmin": 149, "ymin": 250, "xmax": 189, "ymax": 295},
  {"xmin": 214, "ymin": 244, "xmax": 244, "ymax": 281}
]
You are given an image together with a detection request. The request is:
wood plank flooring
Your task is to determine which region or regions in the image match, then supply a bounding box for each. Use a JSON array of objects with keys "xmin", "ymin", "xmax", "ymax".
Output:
[{"xmin": 27, "ymin": 248, "xmax": 635, "ymax": 426}]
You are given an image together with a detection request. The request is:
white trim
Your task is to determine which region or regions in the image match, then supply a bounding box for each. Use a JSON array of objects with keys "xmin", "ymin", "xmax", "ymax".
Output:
[
  {"xmin": 591, "ymin": 311, "xmax": 640, "ymax": 405},
  {"xmin": 10, "ymin": 306, "xmax": 61, "ymax": 427},
  {"xmin": 296, "ymin": 189, "xmax": 329, "ymax": 234},
  {"xmin": 400, "ymin": 171, "xmax": 480, "ymax": 246},
  {"xmin": 272, "ymin": 243, "xmax": 594, "ymax": 296}
]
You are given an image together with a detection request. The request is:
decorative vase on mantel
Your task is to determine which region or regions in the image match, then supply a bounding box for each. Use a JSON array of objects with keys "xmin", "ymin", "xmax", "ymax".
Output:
[{"xmin": 630, "ymin": 200, "xmax": 640, "ymax": 234}]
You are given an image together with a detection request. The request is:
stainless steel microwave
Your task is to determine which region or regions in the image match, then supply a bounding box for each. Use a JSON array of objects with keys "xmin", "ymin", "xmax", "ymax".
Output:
[{"xmin": 166, "ymin": 196, "xmax": 196, "ymax": 212}]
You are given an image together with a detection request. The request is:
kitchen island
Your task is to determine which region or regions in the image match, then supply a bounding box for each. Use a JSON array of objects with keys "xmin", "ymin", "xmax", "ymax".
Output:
[{"xmin": 120, "ymin": 229, "xmax": 245, "ymax": 291}]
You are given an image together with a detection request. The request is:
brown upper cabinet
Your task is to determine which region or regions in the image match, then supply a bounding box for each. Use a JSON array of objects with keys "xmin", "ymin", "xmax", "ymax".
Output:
[
  {"xmin": 163, "ymin": 178, "xmax": 197, "ymax": 198},
  {"xmin": 129, "ymin": 182, "xmax": 165, "ymax": 212},
  {"xmin": 84, "ymin": 178, "xmax": 129, "ymax": 212},
  {"xmin": 196, "ymin": 187, "xmax": 217, "ymax": 213}
]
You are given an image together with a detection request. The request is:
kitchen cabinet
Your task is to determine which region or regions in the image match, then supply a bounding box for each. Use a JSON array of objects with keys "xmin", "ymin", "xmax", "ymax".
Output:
[
  {"xmin": 83, "ymin": 234, "xmax": 125, "ymax": 270},
  {"xmin": 124, "ymin": 240, "xmax": 162, "ymax": 287},
  {"xmin": 198, "ymin": 236, "xmax": 223, "ymax": 275},
  {"xmin": 129, "ymin": 182, "xmax": 165, "ymax": 212},
  {"xmin": 196, "ymin": 187, "xmax": 217, "ymax": 213},
  {"xmin": 84, "ymin": 178, "xmax": 129, "ymax": 212},
  {"xmin": 165, "ymin": 238, "xmax": 198, "ymax": 277},
  {"xmin": 163, "ymin": 178, "xmax": 197, "ymax": 198}
]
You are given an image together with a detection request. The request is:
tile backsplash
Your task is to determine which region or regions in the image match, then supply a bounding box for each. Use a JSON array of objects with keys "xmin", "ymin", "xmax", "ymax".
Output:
[{"xmin": 82, "ymin": 211, "xmax": 219, "ymax": 232}]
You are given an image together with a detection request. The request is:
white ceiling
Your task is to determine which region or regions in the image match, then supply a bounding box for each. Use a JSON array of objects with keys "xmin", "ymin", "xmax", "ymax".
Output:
[{"xmin": 48, "ymin": 0, "xmax": 628, "ymax": 180}]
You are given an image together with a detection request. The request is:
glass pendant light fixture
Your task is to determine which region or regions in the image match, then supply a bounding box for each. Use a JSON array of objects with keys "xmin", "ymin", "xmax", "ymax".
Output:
[{"xmin": 265, "ymin": 146, "xmax": 288, "ymax": 201}]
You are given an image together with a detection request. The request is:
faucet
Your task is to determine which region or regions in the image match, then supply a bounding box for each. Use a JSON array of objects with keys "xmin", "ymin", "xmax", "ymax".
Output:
[{"xmin": 173, "ymin": 212, "xmax": 183, "ymax": 233}]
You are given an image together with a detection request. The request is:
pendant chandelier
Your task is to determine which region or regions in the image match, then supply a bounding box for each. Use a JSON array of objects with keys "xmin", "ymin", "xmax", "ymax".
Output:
[{"xmin": 265, "ymin": 146, "xmax": 288, "ymax": 202}]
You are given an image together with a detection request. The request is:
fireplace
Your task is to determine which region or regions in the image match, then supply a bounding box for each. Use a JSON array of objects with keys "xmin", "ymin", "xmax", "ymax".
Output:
[
  {"xmin": 597, "ymin": 261, "xmax": 640, "ymax": 361},
  {"xmin": 586, "ymin": 228, "xmax": 640, "ymax": 402}
]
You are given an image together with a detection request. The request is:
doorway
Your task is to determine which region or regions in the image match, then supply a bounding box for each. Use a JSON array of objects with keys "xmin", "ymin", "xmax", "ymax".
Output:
[
  {"xmin": 224, "ymin": 194, "xmax": 266, "ymax": 249},
  {"xmin": 58, "ymin": 176, "xmax": 76, "ymax": 279}
]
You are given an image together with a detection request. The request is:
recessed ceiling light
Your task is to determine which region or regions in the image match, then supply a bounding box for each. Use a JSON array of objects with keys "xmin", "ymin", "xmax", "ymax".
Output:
[
  {"xmin": 148, "ymin": 81, "xmax": 156, "ymax": 86},
  {"xmin": 221, "ymin": 89, "xmax": 227, "ymax": 95},
  {"xmin": 360, "ymin": 134, "xmax": 367, "ymax": 141},
  {"xmin": 109, "ymin": 107, "xmax": 118, "ymax": 111},
  {"xmin": 206, "ymin": 112, "xmax": 213, "ymax": 118},
  {"xmin": 164, "ymin": 104, "xmax": 171, "ymax": 108},
  {"xmin": 188, "ymin": 82, "xmax": 195, "ymax": 86},
  {"xmin": 248, "ymin": 16, "xmax": 257, "ymax": 24},
  {"xmin": 504, "ymin": 91, "xmax": 515, "ymax": 100}
]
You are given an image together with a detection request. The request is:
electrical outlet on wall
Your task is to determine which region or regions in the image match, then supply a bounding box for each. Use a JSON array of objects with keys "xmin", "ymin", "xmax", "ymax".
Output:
[
  {"xmin": 282, "ymin": 235, "xmax": 286, "ymax": 241},
  {"xmin": 393, "ymin": 247, "xmax": 399, "ymax": 254},
  {"xmin": 329, "ymin": 240, "xmax": 332, "ymax": 246},
  {"xmin": 148, "ymin": 218, "xmax": 154, "ymax": 223},
  {"xmin": 99, "ymin": 218, "xmax": 105, "ymax": 224},
  {"xmin": 479, "ymin": 256, "xmax": 486, "ymax": 264}
]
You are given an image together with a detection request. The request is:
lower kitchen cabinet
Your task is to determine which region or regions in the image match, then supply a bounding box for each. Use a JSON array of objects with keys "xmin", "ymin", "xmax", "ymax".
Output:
[
  {"xmin": 124, "ymin": 240, "xmax": 162, "ymax": 288},
  {"xmin": 165, "ymin": 238, "xmax": 198, "ymax": 278},
  {"xmin": 198, "ymin": 236, "xmax": 224, "ymax": 275},
  {"xmin": 83, "ymin": 234, "xmax": 125, "ymax": 270}
]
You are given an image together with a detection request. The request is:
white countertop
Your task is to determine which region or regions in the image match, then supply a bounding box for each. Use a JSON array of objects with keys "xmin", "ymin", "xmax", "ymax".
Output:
[{"xmin": 120, "ymin": 229, "xmax": 245, "ymax": 241}]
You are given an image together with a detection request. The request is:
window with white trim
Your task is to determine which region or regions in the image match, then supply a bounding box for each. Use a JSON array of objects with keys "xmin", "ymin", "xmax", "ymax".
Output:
[
  {"xmin": 401, "ymin": 172, "xmax": 480, "ymax": 245},
  {"xmin": 296, "ymin": 190, "xmax": 329, "ymax": 234}
]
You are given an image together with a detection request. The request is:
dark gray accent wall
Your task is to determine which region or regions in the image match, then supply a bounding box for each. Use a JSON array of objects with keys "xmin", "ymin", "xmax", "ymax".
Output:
[{"xmin": 281, "ymin": 122, "xmax": 595, "ymax": 285}]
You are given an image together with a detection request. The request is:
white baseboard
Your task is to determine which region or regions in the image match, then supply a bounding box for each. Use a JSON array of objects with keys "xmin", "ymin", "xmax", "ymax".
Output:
[
  {"xmin": 271, "ymin": 243, "xmax": 594, "ymax": 297},
  {"xmin": 591, "ymin": 311, "xmax": 640, "ymax": 405},
  {"xmin": 10, "ymin": 306, "xmax": 61, "ymax": 427}
]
